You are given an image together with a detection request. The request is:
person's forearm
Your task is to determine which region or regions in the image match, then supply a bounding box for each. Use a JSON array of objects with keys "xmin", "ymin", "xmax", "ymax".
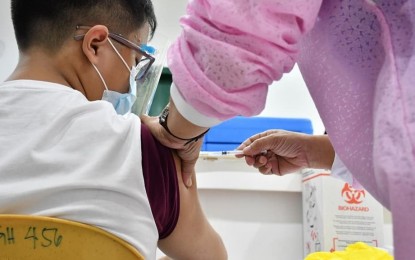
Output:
[
  {"xmin": 306, "ymin": 135, "xmax": 335, "ymax": 169},
  {"xmin": 166, "ymin": 100, "xmax": 209, "ymax": 141}
]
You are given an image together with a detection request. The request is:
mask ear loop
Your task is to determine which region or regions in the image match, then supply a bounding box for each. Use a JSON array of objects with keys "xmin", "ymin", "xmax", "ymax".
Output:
[
  {"xmin": 107, "ymin": 39, "xmax": 132, "ymax": 72},
  {"xmin": 92, "ymin": 63, "xmax": 109, "ymax": 91},
  {"xmin": 107, "ymin": 38, "xmax": 137, "ymax": 97},
  {"xmin": 91, "ymin": 39, "xmax": 128, "ymax": 95}
]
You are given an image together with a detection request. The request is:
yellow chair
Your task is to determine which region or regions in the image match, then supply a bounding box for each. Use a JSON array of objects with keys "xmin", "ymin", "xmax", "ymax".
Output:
[{"xmin": 0, "ymin": 214, "xmax": 144, "ymax": 260}]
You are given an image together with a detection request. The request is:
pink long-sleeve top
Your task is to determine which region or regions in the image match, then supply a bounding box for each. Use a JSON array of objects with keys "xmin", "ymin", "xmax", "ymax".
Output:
[
  {"xmin": 169, "ymin": 0, "xmax": 321, "ymax": 126},
  {"xmin": 168, "ymin": 0, "xmax": 415, "ymax": 259}
]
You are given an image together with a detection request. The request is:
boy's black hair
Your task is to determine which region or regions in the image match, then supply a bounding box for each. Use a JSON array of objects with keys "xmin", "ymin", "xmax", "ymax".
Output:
[{"xmin": 11, "ymin": 0, "xmax": 157, "ymax": 52}]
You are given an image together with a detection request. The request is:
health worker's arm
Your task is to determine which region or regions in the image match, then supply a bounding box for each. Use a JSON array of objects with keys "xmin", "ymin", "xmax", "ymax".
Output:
[
  {"xmin": 142, "ymin": 0, "xmax": 323, "ymax": 187},
  {"xmin": 168, "ymin": 0, "xmax": 323, "ymax": 126}
]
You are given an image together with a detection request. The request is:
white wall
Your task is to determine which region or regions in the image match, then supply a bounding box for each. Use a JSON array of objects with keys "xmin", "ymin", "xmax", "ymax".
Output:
[
  {"xmin": 0, "ymin": 0, "xmax": 324, "ymax": 134},
  {"xmin": 0, "ymin": 0, "xmax": 18, "ymax": 82}
]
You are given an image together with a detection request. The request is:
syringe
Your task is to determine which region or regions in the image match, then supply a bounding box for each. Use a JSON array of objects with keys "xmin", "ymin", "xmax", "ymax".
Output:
[{"xmin": 199, "ymin": 150, "xmax": 267, "ymax": 157}]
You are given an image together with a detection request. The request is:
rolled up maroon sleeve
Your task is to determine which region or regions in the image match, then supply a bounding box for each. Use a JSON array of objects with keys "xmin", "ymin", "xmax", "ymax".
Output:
[{"xmin": 140, "ymin": 124, "xmax": 180, "ymax": 239}]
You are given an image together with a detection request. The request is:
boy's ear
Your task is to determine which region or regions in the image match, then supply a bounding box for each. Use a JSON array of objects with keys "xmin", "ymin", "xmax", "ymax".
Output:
[{"xmin": 81, "ymin": 25, "xmax": 110, "ymax": 64}]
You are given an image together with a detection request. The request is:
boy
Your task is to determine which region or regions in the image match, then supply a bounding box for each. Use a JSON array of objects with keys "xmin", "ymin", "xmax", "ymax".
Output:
[{"xmin": 0, "ymin": 0, "xmax": 226, "ymax": 259}]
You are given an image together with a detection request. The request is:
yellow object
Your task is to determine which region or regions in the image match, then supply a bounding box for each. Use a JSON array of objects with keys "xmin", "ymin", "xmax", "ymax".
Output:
[
  {"xmin": 0, "ymin": 214, "xmax": 144, "ymax": 260},
  {"xmin": 305, "ymin": 242, "xmax": 393, "ymax": 260}
]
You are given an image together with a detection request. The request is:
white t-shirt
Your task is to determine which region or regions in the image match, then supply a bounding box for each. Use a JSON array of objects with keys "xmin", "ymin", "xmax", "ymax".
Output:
[{"xmin": 0, "ymin": 80, "xmax": 159, "ymax": 259}]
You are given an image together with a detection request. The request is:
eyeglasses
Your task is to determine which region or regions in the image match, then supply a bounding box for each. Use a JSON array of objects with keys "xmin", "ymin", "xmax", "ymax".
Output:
[{"xmin": 74, "ymin": 25, "xmax": 155, "ymax": 80}]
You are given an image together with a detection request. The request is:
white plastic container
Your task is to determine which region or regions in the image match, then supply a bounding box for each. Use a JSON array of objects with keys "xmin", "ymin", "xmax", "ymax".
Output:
[{"xmin": 302, "ymin": 169, "xmax": 385, "ymax": 257}]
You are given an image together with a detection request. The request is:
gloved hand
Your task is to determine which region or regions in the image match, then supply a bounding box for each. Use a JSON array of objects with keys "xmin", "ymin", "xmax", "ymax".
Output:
[{"xmin": 237, "ymin": 130, "xmax": 334, "ymax": 175}]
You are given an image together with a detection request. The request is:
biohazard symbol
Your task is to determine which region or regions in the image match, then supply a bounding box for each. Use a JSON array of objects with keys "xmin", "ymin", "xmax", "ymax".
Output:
[{"xmin": 341, "ymin": 183, "xmax": 365, "ymax": 204}]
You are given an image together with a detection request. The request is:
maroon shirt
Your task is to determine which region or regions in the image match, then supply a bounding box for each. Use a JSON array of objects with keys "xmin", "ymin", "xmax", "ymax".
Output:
[{"xmin": 140, "ymin": 124, "xmax": 180, "ymax": 239}]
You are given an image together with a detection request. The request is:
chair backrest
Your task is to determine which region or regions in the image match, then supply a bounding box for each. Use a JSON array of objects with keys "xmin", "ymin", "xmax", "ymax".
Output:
[{"xmin": 0, "ymin": 214, "xmax": 144, "ymax": 260}]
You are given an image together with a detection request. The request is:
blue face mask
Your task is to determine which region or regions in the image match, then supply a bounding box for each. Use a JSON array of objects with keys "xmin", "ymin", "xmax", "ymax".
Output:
[
  {"xmin": 99, "ymin": 66, "xmax": 138, "ymax": 115},
  {"xmin": 91, "ymin": 39, "xmax": 138, "ymax": 115}
]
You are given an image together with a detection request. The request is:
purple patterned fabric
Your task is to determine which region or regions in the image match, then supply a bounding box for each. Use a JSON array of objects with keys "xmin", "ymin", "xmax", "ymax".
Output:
[
  {"xmin": 298, "ymin": 1, "xmax": 415, "ymax": 258},
  {"xmin": 169, "ymin": 0, "xmax": 415, "ymax": 258}
]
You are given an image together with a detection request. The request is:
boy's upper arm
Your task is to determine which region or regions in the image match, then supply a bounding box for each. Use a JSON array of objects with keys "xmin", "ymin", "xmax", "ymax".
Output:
[
  {"xmin": 157, "ymin": 153, "xmax": 227, "ymax": 260},
  {"xmin": 141, "ymin": 124, "xmax": 180, "ymax": 239},
  {"xmin": 140, "ymin": 124, "xmax": 226, "ymax": 259}
]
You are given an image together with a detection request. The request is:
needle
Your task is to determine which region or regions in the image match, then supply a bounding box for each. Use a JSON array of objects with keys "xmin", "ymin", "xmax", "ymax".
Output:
[{"xmin": 199, "ymin": 150, "xmax": 267, "ymax": 157}]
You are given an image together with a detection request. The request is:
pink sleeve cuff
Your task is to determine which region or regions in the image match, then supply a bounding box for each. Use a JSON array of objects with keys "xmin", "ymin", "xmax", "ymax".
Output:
[{"xmin": 170, "ymin": 82, "xmax": 222, "ymax": 127}]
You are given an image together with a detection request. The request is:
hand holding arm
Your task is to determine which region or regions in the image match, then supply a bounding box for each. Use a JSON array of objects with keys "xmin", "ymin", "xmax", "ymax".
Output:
[
  {"xmin": 140, "ymin": 100, "xmax": 209, "ymax": 187},
  {"xmin": 237, "ymin": 130, "xmax": 334, "ymax": 175}
]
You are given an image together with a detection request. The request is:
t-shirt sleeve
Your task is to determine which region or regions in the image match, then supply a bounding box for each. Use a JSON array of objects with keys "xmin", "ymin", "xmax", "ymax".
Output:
[{"xmin": 140, "ymin": 124, "xmax": 180, "ymax": 239}]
